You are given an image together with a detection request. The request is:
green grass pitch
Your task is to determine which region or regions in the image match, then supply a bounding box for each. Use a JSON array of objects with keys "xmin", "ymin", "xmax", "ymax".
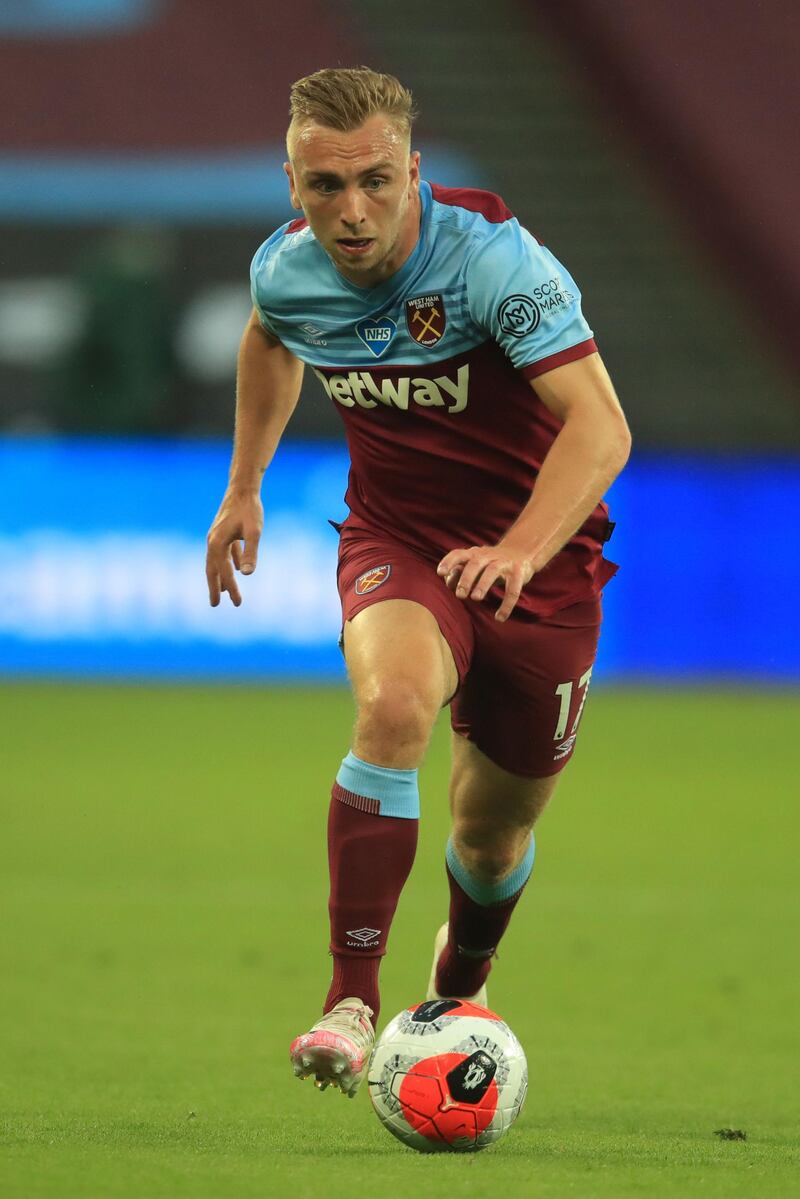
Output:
[{"xmin": 1, "ymin": 683, "xmax": 798, "ymax": 1197}]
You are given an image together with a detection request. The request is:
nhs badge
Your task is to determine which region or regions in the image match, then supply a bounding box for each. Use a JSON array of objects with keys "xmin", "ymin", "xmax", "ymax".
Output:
[{"xmin": 355, "ymin": 316, "xmax": 397, "ymax": 358}]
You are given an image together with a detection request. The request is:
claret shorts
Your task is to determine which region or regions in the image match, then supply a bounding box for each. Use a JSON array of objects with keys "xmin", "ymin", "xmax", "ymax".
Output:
[{"xmin": 335, "ymin": 524, "xmax": 605, "ymax": 779}]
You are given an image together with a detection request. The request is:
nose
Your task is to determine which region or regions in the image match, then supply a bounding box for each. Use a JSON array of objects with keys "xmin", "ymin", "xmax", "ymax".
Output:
[{"xmin": 339, "ymin": 186, "xmax": 367, "ymax": 231}]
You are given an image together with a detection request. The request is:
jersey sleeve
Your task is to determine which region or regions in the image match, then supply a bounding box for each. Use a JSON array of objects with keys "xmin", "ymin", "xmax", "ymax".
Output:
[
  {"xmin": 249, "ymin": 226, "xmax": 288, "ymax": 338},
  {"xmin": 465, "ymin": 219, "xmax": 596, "ymax": 377}
]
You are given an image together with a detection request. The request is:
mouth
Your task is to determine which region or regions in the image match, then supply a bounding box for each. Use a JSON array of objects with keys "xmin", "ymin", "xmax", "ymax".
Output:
[{"xmin": 336, "ymin": 237, "xmax": 375, "ymax": 257}]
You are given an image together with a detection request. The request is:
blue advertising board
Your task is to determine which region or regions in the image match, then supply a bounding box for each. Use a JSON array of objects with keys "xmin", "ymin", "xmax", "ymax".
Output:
[{"xmin": 0, "ymin": 438, "xmax": 797, "ymax": 681}]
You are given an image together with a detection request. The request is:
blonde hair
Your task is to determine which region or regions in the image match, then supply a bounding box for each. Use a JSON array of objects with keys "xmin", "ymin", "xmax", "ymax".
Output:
[{"xmin": 288, "ymin": 66, "xmax": 417, "ymax": 150}]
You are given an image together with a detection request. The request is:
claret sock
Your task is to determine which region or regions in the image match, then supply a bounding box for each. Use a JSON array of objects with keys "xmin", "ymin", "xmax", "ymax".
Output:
[
  {"xmin": 324, "ymin": 751, "xmax": 419, "ymax": 1025},
  {"xmin": 435, "ymin": 834, "xmax": 535, "ymax": 999}
]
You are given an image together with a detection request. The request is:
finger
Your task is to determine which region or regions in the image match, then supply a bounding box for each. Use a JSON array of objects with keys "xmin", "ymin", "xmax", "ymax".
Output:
[
  {"xmin": 230, "ymin": 540, "xmax": 242, "ymax": 570},
  {"xmin": 240, "ymin": 528, "xmax": 260, "ymax": 576},
  {"xmin": 220, "ymin": 563, "xmax": 242, "ymax": 606},
  {"xmin": 206, "ymin": 558, "xmax": 221, "ymax": 607},
  {"xmin": 223, "ymin": 583, "xmax": 242, "ymax": 607},
  {"xmin": 495, "ymin": 569, "xmax": 524, "ymax": 622},
  {"xmin": 469, "ymin": 564, "xmax": 503, "ymax": 601},
  {"xmin": 437, "ymin": 549, "xmax": 471, "ymax": 578},
  {"xmin": 455, "ymin": 557, "xmax": 492, "ymax": 600},
  {"xmin": 437, "ymin": 562, "xmax": 466, "ymax": 591}
]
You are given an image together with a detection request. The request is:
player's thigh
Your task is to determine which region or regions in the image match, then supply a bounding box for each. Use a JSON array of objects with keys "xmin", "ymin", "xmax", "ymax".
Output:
[
  {"xmin": 337, "ymin": 527, "xmax": 472, "ymax": 721},
  {"xmin": 449, "ymin": 731, "xmax": 559, "ymax": 846},
  {"xmin": 344, "ymin": 598, "xmax": 459, "ymax": 714},
  {"xmin": 451, "ymin": 598, "xmax": 602, "ymax": 779}
]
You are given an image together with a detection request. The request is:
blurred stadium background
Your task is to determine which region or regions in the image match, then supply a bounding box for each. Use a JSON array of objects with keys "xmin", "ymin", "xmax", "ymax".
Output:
[
  {"xmin": 1, "ymin": 0, "xmax": 798, "ymax": 681},
  {"xmin": 1, "ymin": 3, "xmax": 799, "ymax": 1194}
]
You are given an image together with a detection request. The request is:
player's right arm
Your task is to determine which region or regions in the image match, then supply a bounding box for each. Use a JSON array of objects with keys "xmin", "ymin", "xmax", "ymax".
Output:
[{"xmin": 205, "ymin": 307, "xmax": 304, "ymax": 607}]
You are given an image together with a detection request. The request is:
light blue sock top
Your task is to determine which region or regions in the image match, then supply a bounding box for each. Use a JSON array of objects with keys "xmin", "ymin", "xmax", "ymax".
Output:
[
  {"xmin": 336, "ymin": 751, "xmax": 420, "ymax": 819},
  {"xmin": 446, "ymin": 834, "xmax": 535, "ymax": 905}
]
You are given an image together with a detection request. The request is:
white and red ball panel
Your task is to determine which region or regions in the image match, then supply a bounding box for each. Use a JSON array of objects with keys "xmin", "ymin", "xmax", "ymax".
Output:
[{"xmin": 368, "ymin": 998, "xmax": 527, "ymax": 1153}]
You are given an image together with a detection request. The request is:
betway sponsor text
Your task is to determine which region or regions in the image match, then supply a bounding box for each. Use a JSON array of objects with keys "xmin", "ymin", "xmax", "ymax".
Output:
[{"xmin": 313, "ymin": 365, "xmax": 469, "ymax": 414}]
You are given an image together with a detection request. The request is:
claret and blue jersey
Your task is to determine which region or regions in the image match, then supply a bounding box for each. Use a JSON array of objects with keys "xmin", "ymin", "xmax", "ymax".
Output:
[
  {"xmin": 250, "ymin": 181, "xmax": 614, "ymax": 616},
  {"xmin": 251, "ymin": 180, "xmax": 593, "ymax": 378}
]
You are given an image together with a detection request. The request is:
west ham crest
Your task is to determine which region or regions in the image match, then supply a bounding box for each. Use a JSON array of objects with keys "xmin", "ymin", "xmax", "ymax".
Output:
[
  {"xmin": 355, "ymin": 564, "xmax": 392, "ymax": 595},
  {"xmin": 405, "ymin": 294, "xmax": 446, "ymax": 347}
]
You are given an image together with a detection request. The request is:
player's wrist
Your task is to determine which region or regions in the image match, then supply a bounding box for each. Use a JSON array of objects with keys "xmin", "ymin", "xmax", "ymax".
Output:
[
  {"xmin": 227, "ymin": 471, "xmax": 264, "ymax": 496},
  {"xmin": 496, "ymin": 536, "xmax": 537, "ymax": 578}
]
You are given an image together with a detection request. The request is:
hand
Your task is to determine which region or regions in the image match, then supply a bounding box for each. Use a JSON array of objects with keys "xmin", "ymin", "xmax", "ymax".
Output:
[
  {"xmin": 206, "ymin": 490, "xmax": 263, "ymax": 607},
  {"xmin": 437, "ymin": 541, "xmax": 534, "ymax": 622}
]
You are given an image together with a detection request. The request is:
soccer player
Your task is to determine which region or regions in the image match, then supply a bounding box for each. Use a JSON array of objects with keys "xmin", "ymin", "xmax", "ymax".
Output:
[{"xmin": 206, "ymin": 67, "xmax": 630, "ymax": 1098}]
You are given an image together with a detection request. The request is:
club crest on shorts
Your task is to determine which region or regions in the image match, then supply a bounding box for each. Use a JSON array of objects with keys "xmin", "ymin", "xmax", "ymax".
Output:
[
  {"xmin": 355, "ymin": 564, "xmax": 392, "ymax": 595},
  {"xmin": 405, "ymin": 294, "xmax": 447, "ymax": 347}
]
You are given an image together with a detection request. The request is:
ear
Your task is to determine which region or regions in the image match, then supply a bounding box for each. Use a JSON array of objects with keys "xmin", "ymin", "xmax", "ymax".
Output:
[
  {"xmin": 408, "ymin": 150, "xmax": 421, "ymax": 191},
  {"xmin": 284, "ymin": 162, "xmax": 302, "ymax": 211}
]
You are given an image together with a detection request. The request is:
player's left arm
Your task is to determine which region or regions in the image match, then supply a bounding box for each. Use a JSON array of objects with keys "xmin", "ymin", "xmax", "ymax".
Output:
[{"xmin": 438, "ymin": 351, "xmax": 631, "ymax": 621}]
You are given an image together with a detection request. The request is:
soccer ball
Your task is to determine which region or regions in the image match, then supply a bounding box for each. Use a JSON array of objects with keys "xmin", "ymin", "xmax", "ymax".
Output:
[{"xmin": 368, "ymin": 998, "xmax": 528, "ymax": 1153}]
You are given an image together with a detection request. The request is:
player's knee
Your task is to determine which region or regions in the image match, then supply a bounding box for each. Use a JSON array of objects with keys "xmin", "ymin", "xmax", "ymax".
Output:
[
  {"xmin": 452, "ymin": 823, "xmax": 525, "ymax": 884},
  {"xmin": 355, "ymin": 677, "xmax": 438, "ymax": 760}
]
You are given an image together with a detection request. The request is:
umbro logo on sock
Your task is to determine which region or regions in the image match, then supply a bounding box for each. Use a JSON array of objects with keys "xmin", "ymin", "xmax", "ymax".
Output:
[
  {"xmin": 457, "ymin": 944, "xmax": 495, "ymax": 960},
  {"xmin": 346, "ymin": 927, "xmax": 381, "ymax": 948}
]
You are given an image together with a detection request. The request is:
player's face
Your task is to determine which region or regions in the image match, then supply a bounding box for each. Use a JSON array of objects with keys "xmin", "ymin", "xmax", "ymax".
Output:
[{"xmin": 285, "ymin": 115, "xmax": 421, "ymax": 286}]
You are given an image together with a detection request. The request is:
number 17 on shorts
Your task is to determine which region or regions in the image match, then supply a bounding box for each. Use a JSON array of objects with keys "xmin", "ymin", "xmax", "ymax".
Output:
[{"xmin": 552, "ymin": 668, "xmax": 593, "ymax": 762}]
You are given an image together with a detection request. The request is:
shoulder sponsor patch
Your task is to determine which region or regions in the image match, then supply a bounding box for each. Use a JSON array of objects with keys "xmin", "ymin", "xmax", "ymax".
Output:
[
  {"xmin": 533, "ymin": 276, "xmax": 576, "ymax": 315},
  {"xmin": 405, "ymin": 293, "xmax": 447, "ymax": 346},
  {"xmin": 498, "ymin": 294, "xmax": 541, "ymax": 338},
  {"xmin": 355, "ymin": 564, "xmax": 392, "ymax": 595}
]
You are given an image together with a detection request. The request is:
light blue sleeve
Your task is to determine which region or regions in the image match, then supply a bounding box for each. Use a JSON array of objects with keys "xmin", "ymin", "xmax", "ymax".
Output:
[
  {"xmin": 466, "ymin": 219, "xmax": 593, "ymax": 371},
  {"xmin": 249, "ymin": 225, "xmax": 289, "ymax": 338}
]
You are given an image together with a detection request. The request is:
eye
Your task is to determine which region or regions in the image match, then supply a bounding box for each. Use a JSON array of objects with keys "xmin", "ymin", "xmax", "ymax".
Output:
[
  {"xmin": 313, "ymin": 180, "xmax": 339, "ymax": 194},
  {"xmin": 364, "ymin": 177, "xmax": 387, "ymax": 191}
]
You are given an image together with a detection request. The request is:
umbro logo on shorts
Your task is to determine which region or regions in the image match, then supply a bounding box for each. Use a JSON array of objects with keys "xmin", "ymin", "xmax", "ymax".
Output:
[
  {"xmin": 355, "ymin": 564, "xmax": 391, "ymax": 595},
  {"xmin": 553, "ymin": 733, "xmax": 577, "ymax": 761}
]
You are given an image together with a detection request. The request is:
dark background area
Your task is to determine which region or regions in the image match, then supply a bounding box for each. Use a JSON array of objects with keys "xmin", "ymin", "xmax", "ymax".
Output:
[{"xmin": 1, "ymin": 0, "xmax": 798, "ymax": 447}]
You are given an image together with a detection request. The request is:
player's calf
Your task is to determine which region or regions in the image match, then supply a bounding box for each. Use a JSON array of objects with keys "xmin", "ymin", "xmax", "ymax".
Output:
[{"xmin": 435, "ymin": 834, "xmax": 536, "ymax": 999}]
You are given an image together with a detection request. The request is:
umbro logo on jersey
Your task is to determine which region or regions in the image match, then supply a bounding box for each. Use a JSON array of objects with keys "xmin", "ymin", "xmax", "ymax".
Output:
[
  {"xmin": 300, "ymin": 321, "xmax": 327, "ymax": 346},
  {"xmin": 312, "ymin": 364, "xmax": 469, "ymax": 414},
  {"xmin": 355, "ymin": 564, "xmax": 391, "ymax": 595},
  {"xmin": 355, "ymin": 316, "xmax": 397, "ymax": 358},
  {"xmin": 406, "ymin": 293, "xmax": 446, "ymax": 346}
]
